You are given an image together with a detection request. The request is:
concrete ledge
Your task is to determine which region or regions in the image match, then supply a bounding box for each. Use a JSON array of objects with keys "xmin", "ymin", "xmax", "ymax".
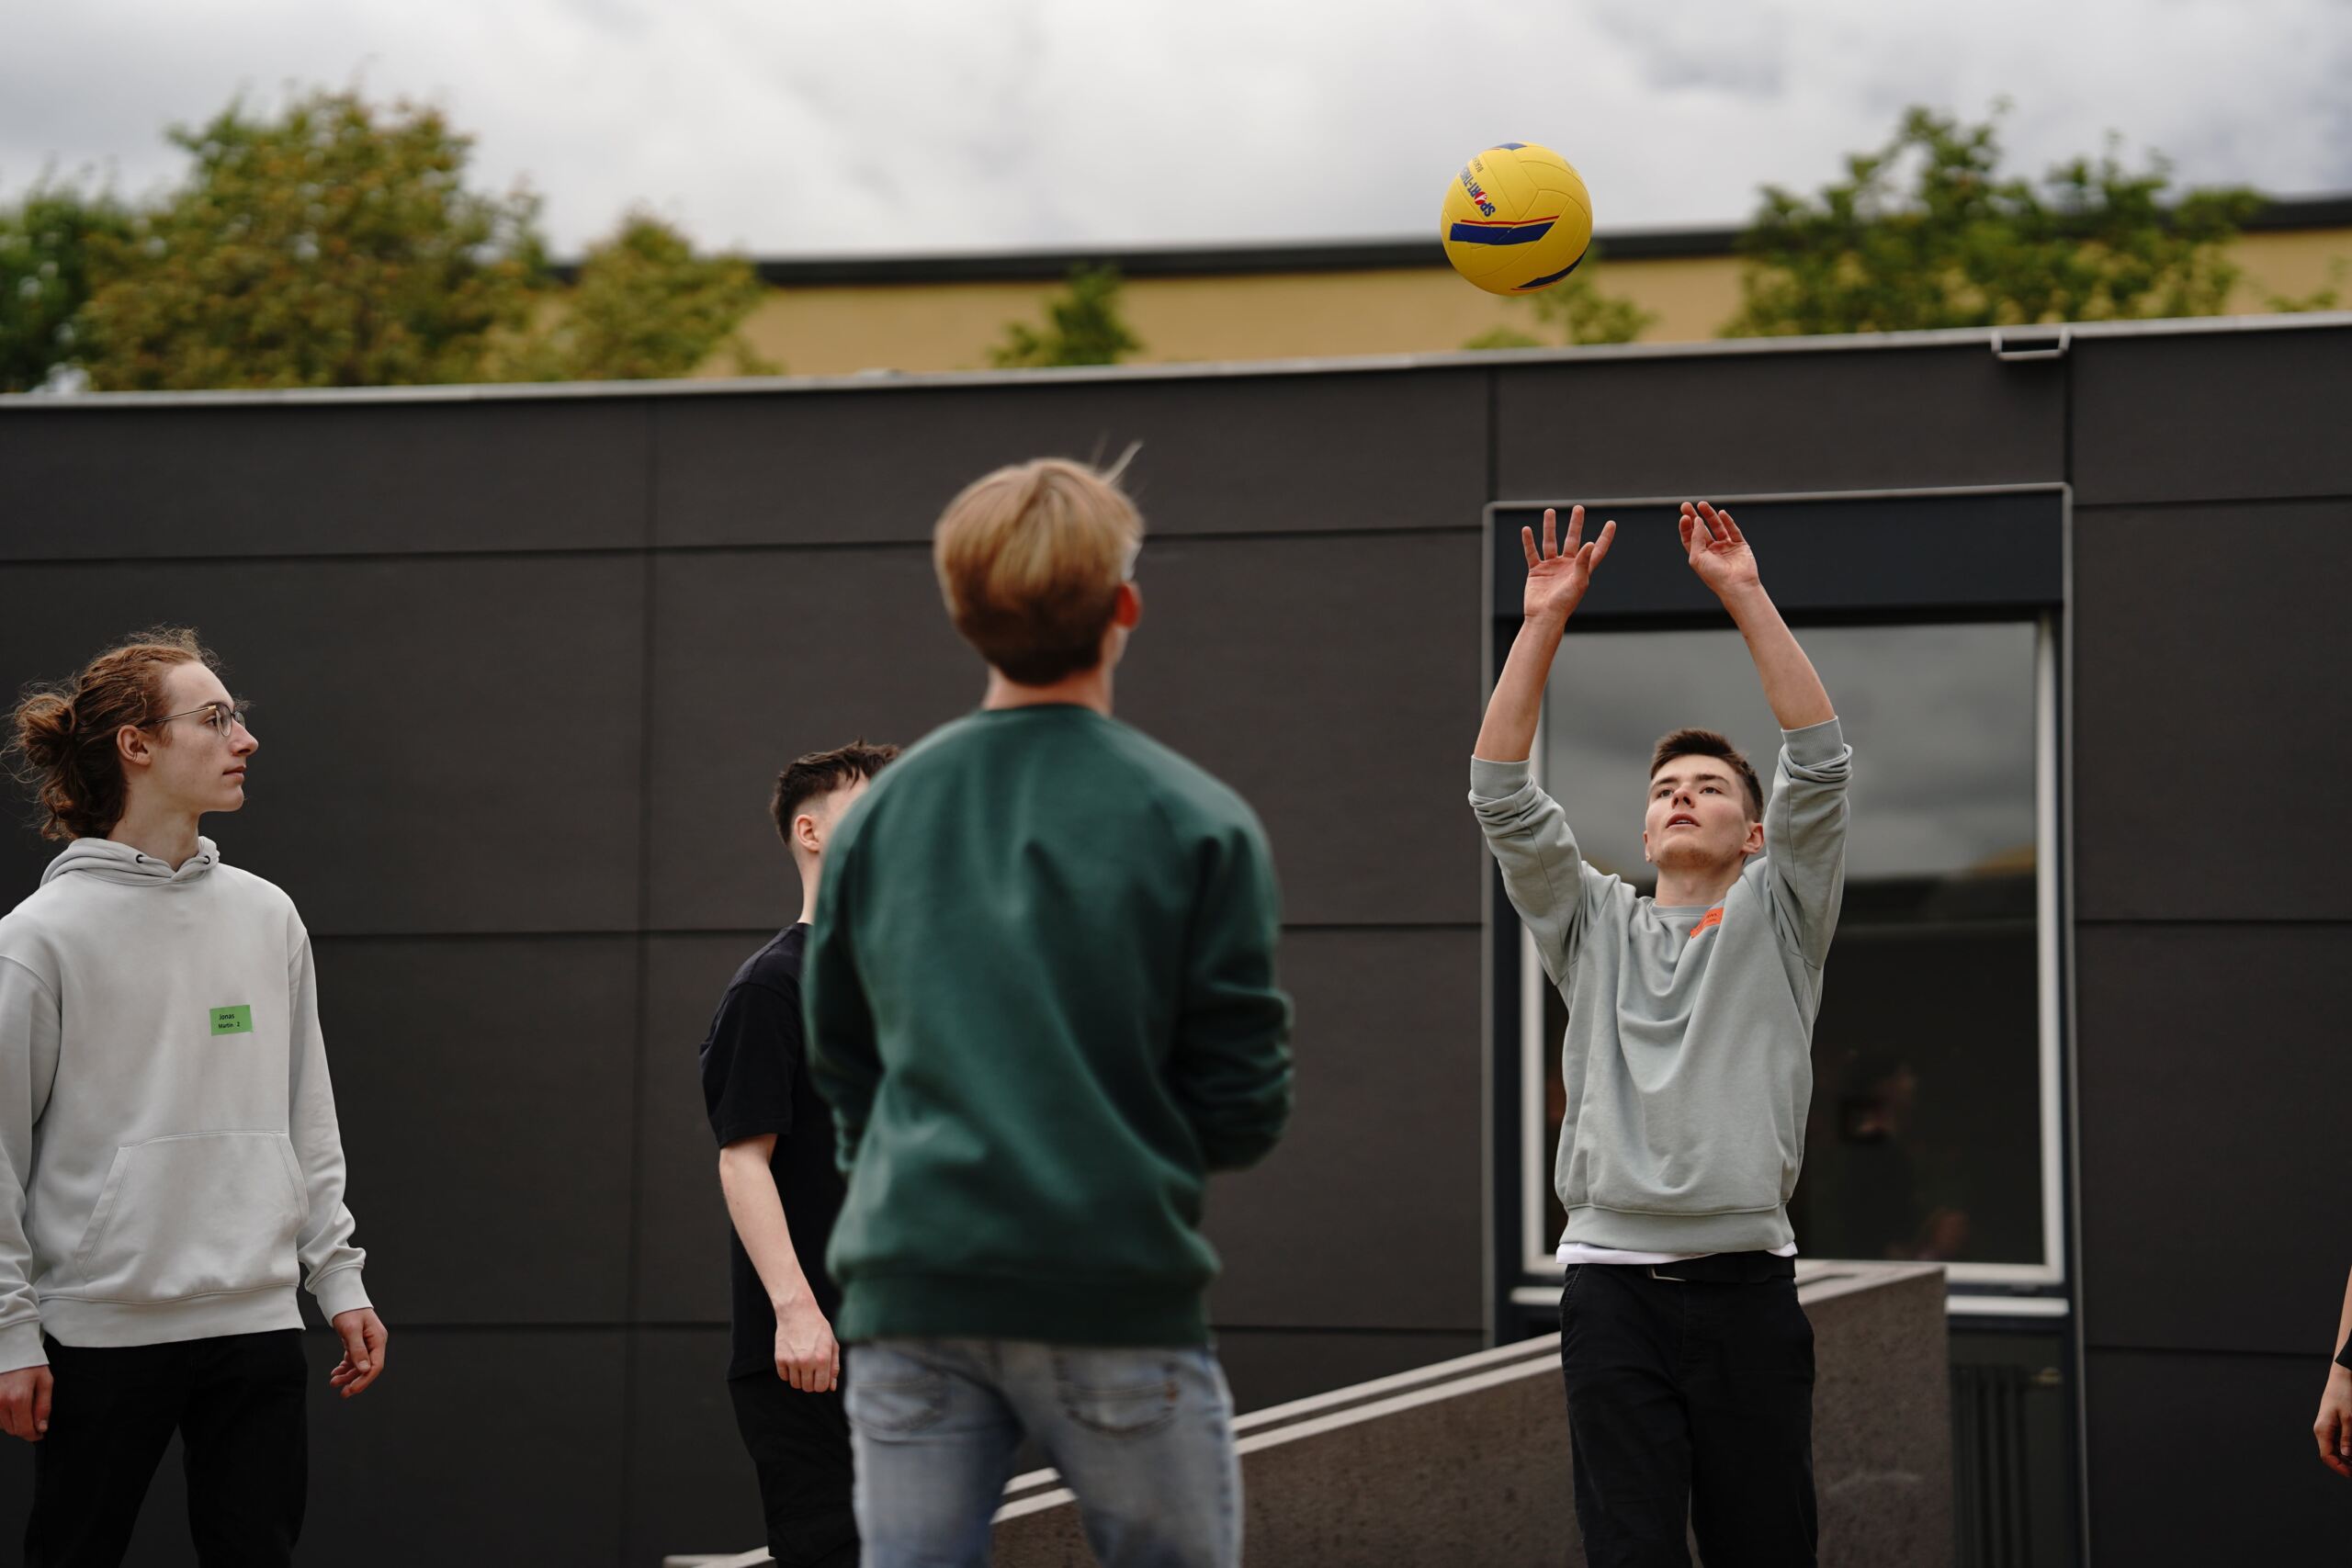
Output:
[
  {"xmin": 996, "ymin": 1263, "xmax": 1951, "ymax": 1568},
  {"xmin": 668, "ymin": 1263, "xmax": 1951, "ymax": 1568}
]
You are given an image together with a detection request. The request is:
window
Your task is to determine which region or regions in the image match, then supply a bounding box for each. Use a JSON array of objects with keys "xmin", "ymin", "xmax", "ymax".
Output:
[{"xmin": 1496, "ymin": 486, "xmax": 2069, "ymax": 1297}]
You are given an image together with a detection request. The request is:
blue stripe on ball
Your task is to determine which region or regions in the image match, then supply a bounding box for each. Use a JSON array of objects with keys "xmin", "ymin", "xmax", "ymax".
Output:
[
  {"xmin": 1448, "ymin": 219, "xmax": 1557, "ymax": 245},
  {"xmin": 1513, "ymin": 249, "xmax": 1590, "ymax": 290}
]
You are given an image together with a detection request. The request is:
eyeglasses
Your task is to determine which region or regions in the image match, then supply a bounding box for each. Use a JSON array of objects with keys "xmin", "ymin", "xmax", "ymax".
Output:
[{"xmin": 148, "ymin": 700, "xmax": 254, "ymax": 738}]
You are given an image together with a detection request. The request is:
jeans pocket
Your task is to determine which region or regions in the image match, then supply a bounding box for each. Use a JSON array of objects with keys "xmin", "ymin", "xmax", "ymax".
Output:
[
  {"xmin": 844, "ymin": 1346, "xmax": 950, "ymax": 1436},
  {"xmin": 1052, "ymin": 1348, "xmax": 1182, "ymax": 1438}
]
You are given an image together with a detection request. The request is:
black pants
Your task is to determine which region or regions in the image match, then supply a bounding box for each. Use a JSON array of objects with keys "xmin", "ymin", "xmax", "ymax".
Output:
[
  {"xmin": 727, "ymin": 1372, "xmax": 859, "ymax": 1568},
  {"xmin": 26, "ymin": 1329, "xmax": 308, "ymax": 1568},
  {"xmin": 1559, "ymin": 1259, "xmax": 1816, "ymax": 1568}
]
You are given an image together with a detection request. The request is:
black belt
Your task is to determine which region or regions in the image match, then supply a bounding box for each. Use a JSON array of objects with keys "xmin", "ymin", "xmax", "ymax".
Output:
[{"xmin": 1640, "ymin": 1251, "xmax": 1796, "ymax": 1285}]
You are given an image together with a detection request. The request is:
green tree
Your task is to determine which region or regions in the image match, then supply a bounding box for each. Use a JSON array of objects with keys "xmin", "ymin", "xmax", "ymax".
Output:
[
  {"xmin": 78, "ymin": 90, "xmax": 547, "ymax": 389},
  {"xmin": 1464, "ymin": 250, "xmax": 1657, "ymax": 349},
  {"xmin": 989, "ymin": 265, "xmax": 1141, "ymax": 367},
  {"xmin": 502, "ymin": 211, "xmax": 776, "ymax": 380},
  {"xmin": 0, "ymin": 179, "xmax": 133, "ymax": 392},
  {"xmin": 1724, "ymin": 106, "xmax": 2267, "ymax": 337}
]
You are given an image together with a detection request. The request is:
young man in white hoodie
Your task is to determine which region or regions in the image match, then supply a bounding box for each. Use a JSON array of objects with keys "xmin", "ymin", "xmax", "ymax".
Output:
[{"xmin": 0, "ymin": 628, "xmax": 386, "ymax": 1568}]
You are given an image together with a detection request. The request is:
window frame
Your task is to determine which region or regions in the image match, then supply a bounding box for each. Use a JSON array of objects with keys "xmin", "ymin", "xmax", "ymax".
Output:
[{"xmin": 1482, "ymin": 483, "xmax": 2073, "ymax": 1317}]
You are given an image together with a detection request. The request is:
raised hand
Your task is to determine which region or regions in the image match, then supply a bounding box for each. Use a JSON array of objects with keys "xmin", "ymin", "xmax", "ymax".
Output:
[
  {"xmin": 1680, "ymin": 501, "xmax": 1760, "ymax": 600},
  {"xmin": 1521, "ymin": 504, "xmax": 1616, "ymax": 624}
]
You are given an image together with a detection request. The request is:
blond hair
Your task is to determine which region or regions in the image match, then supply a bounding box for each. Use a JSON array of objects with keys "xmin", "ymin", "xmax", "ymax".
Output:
[{"xmin": 933, "ymin": 457, "xmax": 1143, "ymax": 684}]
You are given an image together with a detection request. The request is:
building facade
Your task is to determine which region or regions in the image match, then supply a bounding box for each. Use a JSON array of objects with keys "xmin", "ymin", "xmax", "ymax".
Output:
[
  {"xmin": 698, "ymin": 197, "xmax": 2352, "ymax": 376},
  {"xmin": 0, "ymin": 312, "xmax": 2346, "ymax": 1563}
]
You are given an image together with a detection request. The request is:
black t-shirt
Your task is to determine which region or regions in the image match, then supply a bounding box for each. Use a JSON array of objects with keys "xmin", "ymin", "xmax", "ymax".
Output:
[{"xmin": 698, "ymin": 924, "xmax": 848, "ymax": 1381}]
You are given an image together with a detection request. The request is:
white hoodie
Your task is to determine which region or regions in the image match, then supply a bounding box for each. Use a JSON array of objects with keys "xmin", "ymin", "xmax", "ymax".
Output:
[{"xmin": 0, "ymin": 837, "xmax": 368, "ymax": 1371}]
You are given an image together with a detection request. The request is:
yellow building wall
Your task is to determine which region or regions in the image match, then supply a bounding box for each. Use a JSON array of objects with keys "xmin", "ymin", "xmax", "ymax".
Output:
[{"xmin": 718, "ymin": 227, "xmax": 2351, "ymax": 378}]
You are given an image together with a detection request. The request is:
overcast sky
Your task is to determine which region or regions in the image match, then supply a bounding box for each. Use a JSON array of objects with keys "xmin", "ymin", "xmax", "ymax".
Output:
[{"xmin": 6, "ymin": 0, "xmax": 2348, "ymax": 257}]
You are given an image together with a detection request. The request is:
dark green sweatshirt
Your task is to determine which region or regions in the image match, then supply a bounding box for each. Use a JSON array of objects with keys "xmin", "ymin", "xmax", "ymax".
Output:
[{"xmin": 803, "ymin": 705, "xmax": 1294, "ymax": 1348}]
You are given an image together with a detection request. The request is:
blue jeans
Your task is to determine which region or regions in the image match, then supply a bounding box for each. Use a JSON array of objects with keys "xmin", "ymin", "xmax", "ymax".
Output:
[{"xmin": 845, "ymin": 1338, "xmax": 1241, "ymax": 1568}]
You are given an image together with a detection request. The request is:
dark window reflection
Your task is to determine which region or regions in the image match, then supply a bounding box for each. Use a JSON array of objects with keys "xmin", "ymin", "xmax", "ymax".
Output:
[{"xmin": 1535, "ymin": 622, "xmax": 2044, "ymax": 1267}]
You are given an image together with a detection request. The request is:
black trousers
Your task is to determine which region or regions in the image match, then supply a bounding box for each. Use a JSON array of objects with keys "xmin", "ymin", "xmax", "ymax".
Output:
[
  {"xmin": 727, "ymin": 1372, "xmax": 859, "ymax": 1568},
  {"xmin": 1558, "ymin": 1259, "xmax": 1817, "ymax": 1568},
  {"xmin": 26, "ymin": 1329, "xmax": 308, "ymax": 1568}
]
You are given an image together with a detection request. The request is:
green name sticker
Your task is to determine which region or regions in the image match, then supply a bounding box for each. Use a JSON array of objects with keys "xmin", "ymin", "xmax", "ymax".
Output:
[{"xmin": 209, "ymin": 1005, "xmax": 253, "ymax": 1036}]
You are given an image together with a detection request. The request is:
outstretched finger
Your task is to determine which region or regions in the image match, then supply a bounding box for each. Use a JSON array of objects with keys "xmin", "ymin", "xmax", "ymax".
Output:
[
  {"xmin": 1564, "ymin": 503, "xmax": 1586, "ymax": 555},
  {"xmin": 1716, "ymin": 507, "xmax": 1745, "ymax": 545},
  {"xmin": 1589, "ymin": 519, "xmax": 1618, "ymax": 566},
  {"xmin": 1521, "ymin": 525, "xmax": 1540, "ymax": 570},
  {"xmin": 1541, "ymin": 507, "xmax": 1558, "ymax": 559}
]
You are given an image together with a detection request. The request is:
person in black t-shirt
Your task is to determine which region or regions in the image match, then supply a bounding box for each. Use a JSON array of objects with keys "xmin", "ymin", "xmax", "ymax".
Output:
[{"xmin": 701, "ymin": 740, "xmax": 897, "ymax": 1568}]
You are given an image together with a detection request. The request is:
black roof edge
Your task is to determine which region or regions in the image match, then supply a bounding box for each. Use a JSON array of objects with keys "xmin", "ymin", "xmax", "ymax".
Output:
[{"xmin": 546, "ymin": 193, "xmax": 2352, "ymax": 288}]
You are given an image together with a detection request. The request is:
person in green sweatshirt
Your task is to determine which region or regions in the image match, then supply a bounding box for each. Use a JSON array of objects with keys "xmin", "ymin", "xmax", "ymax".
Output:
[
  {"xmin": 803, "ymin": 457, "xmax": 1294, "ymax": 1568},
  {"xmin": 0, "ymin": 627, "xmax": 386, "ymax": 1568},
  {"xmin": 1472, "ymin": 502, "xmax": 1850, "ymax": 1568}
]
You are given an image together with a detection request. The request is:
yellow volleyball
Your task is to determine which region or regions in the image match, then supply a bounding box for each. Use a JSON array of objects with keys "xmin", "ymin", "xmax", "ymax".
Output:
[{"xmin": 1440, "ymin": 143, "xmax": 1596, "ymax": 296}]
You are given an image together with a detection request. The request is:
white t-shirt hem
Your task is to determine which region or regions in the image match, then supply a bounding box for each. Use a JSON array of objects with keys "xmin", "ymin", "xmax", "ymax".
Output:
[{"xmin": 1557, "ymin": 1240, "xmax": 1800, "ymax": 1269}]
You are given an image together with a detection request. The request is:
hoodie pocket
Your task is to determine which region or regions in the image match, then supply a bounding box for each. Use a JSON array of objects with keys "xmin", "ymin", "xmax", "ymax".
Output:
[{"xmin": 71, "ymin": 1133, "xmax": 308, "ymax": 1303}]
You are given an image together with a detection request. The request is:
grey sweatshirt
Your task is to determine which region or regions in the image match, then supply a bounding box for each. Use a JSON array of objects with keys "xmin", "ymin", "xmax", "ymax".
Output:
[
  {"xmin": 0, "ymin": 838, "xmax": 369, "ymax": 1371},
  {"xmin": 1471, "ymin": 718, "xmax": 1851, "ymax": 1256}
]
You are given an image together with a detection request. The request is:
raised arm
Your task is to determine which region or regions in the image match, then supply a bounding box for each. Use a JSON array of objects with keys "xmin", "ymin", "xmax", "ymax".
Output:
[
  {"xmin": 1679, "ymin": 502, "xmax": 1833, "ymax": 731},
  {"xmin": 1472, "ymin": 505, "xmax": 1619, "ymax": 985},
  {"xmin": 1682, "ymin": 502, "xmax": 1849, "ymax": 963},
  {"xmin": 1475, "ymin": 505, "xmax": 1617, "ymax": 761}
]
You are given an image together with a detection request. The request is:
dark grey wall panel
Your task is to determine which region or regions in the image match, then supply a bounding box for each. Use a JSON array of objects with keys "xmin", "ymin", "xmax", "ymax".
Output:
[
  {"xmin": 1114, "ymin": 531, "xmax": 1485, "ymax": 928},
  {"xmin": 626, "ymin": 1329, "xmax": 767, "ymax": 1564},
  {"xmin": 651, "ymin": 368, "xmax": 1491, "ymax": 547},
  {"xmin": 1493, "ymin": 490, "xmax": 2063, "ymax": 621},
  {"xmin": 639, "ymin": 929, "xmax": 1487, "ymax": 1337},
  {"xmin": 1206, "ymin": 928, "xmax": 1484, "ymax": 1333},
  {"xmin": 1215, "ymin": 1328, "xmax": 1485, "ymax": 1416},
  {"xmin": 2073, "ymin": 500, "xmax": 2352, "ymax": 921},
  {"xmin": 1495, "ymin": 346, "xmax": 2064, "ymax": 501},
  {"xmin": 301, "ymin": 1327, "xmax": 628, "ymax": 1566},
  {"xmin": 2085, "ymin": 1348, "xmax": 2346, "ymax": 1562},
  {"xmin": 317, "ymin": 936, "xmax": 641, "ymax": 1325},
  {"xmin": 636, "ymin": 932, "xmax": 773, "ymax": 1325},
  {"xmin": 648, "ymin": 529, "xmax": 1487, "ymax": 931},
  {"xmin": 2075, "ymin": 925, "xmax": 2349, "ymax": 1355},
  {"xmin": 0, "ymin": 555, "xmax": 649, "ymax": 935},
  {"xmin": 643, "ymin": 547, "xmax": 976, "ymax": 931},
  {"xmin": 0, "ymin": 399, "xmax": 650, "ymax": 559},
  {"xmin": 2073, "ymin": 323, "xmax": 2352, "ymax": 504}
]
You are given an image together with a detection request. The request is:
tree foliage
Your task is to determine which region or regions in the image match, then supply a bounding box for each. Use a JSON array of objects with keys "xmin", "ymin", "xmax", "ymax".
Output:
[
  {"xmin": 1724, "ymin": 106, "xmax": 2268, "ymax": 337},
  {"xmin": 504, "ymin": 212, "xmax": 775, "ymax": 380},
  {"xmin": 0, "ymin": 180, "xmax": 133, "ymax": 392},
  {"xmin": 0, "ymin": 87, "xmax": 775, "ymax": 391},
  {"xmin": 989, "ymin": 265, "xmax": 1142, "ymax": 367},
  {"xmin": 77, "ymin": 92, "xmax": 546, "ymax": 389},
  {"xmin": 1464, "ymin": 250, "xmax": 1657, "ymax": 350}
]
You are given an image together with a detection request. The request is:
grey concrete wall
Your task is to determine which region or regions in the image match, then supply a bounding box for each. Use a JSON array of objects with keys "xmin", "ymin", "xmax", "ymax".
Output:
[{"xmin": 992, "ymin": 1263, "xmax": 1951, "ymax": 1568}]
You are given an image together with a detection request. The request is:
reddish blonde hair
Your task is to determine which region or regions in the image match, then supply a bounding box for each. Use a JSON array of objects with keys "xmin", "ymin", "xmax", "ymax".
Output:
[{"xmin": 9, "ymin": 627, "xmax": 220, "ymax": 840}]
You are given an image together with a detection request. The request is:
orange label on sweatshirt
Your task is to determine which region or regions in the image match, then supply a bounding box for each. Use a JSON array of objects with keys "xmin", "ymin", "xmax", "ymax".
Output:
[{"xmin": 1689, "ymin": 907, "xmax": 1724, "ymax": 940}]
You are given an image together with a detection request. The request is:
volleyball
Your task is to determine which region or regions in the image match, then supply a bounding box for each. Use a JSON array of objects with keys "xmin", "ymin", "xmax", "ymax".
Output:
[{"xmin": 1440, "ymin": 143, "xmax": 1595, "ymax": 296}]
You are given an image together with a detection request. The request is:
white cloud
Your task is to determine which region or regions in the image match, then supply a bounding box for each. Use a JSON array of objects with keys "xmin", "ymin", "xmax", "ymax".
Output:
[{"xmin": 4, "ymin": 0, "xmax": 2346, "ymax": 255}]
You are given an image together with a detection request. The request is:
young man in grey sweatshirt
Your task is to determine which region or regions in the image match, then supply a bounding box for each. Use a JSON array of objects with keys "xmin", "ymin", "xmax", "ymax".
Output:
[
  {"xmin": 1472, "ymin": 502, "xmax": 1850, "ymax": 1567},
  {"xmin": 0, "ymin": 630, "xmax": 385, "ymax": 1568}
]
